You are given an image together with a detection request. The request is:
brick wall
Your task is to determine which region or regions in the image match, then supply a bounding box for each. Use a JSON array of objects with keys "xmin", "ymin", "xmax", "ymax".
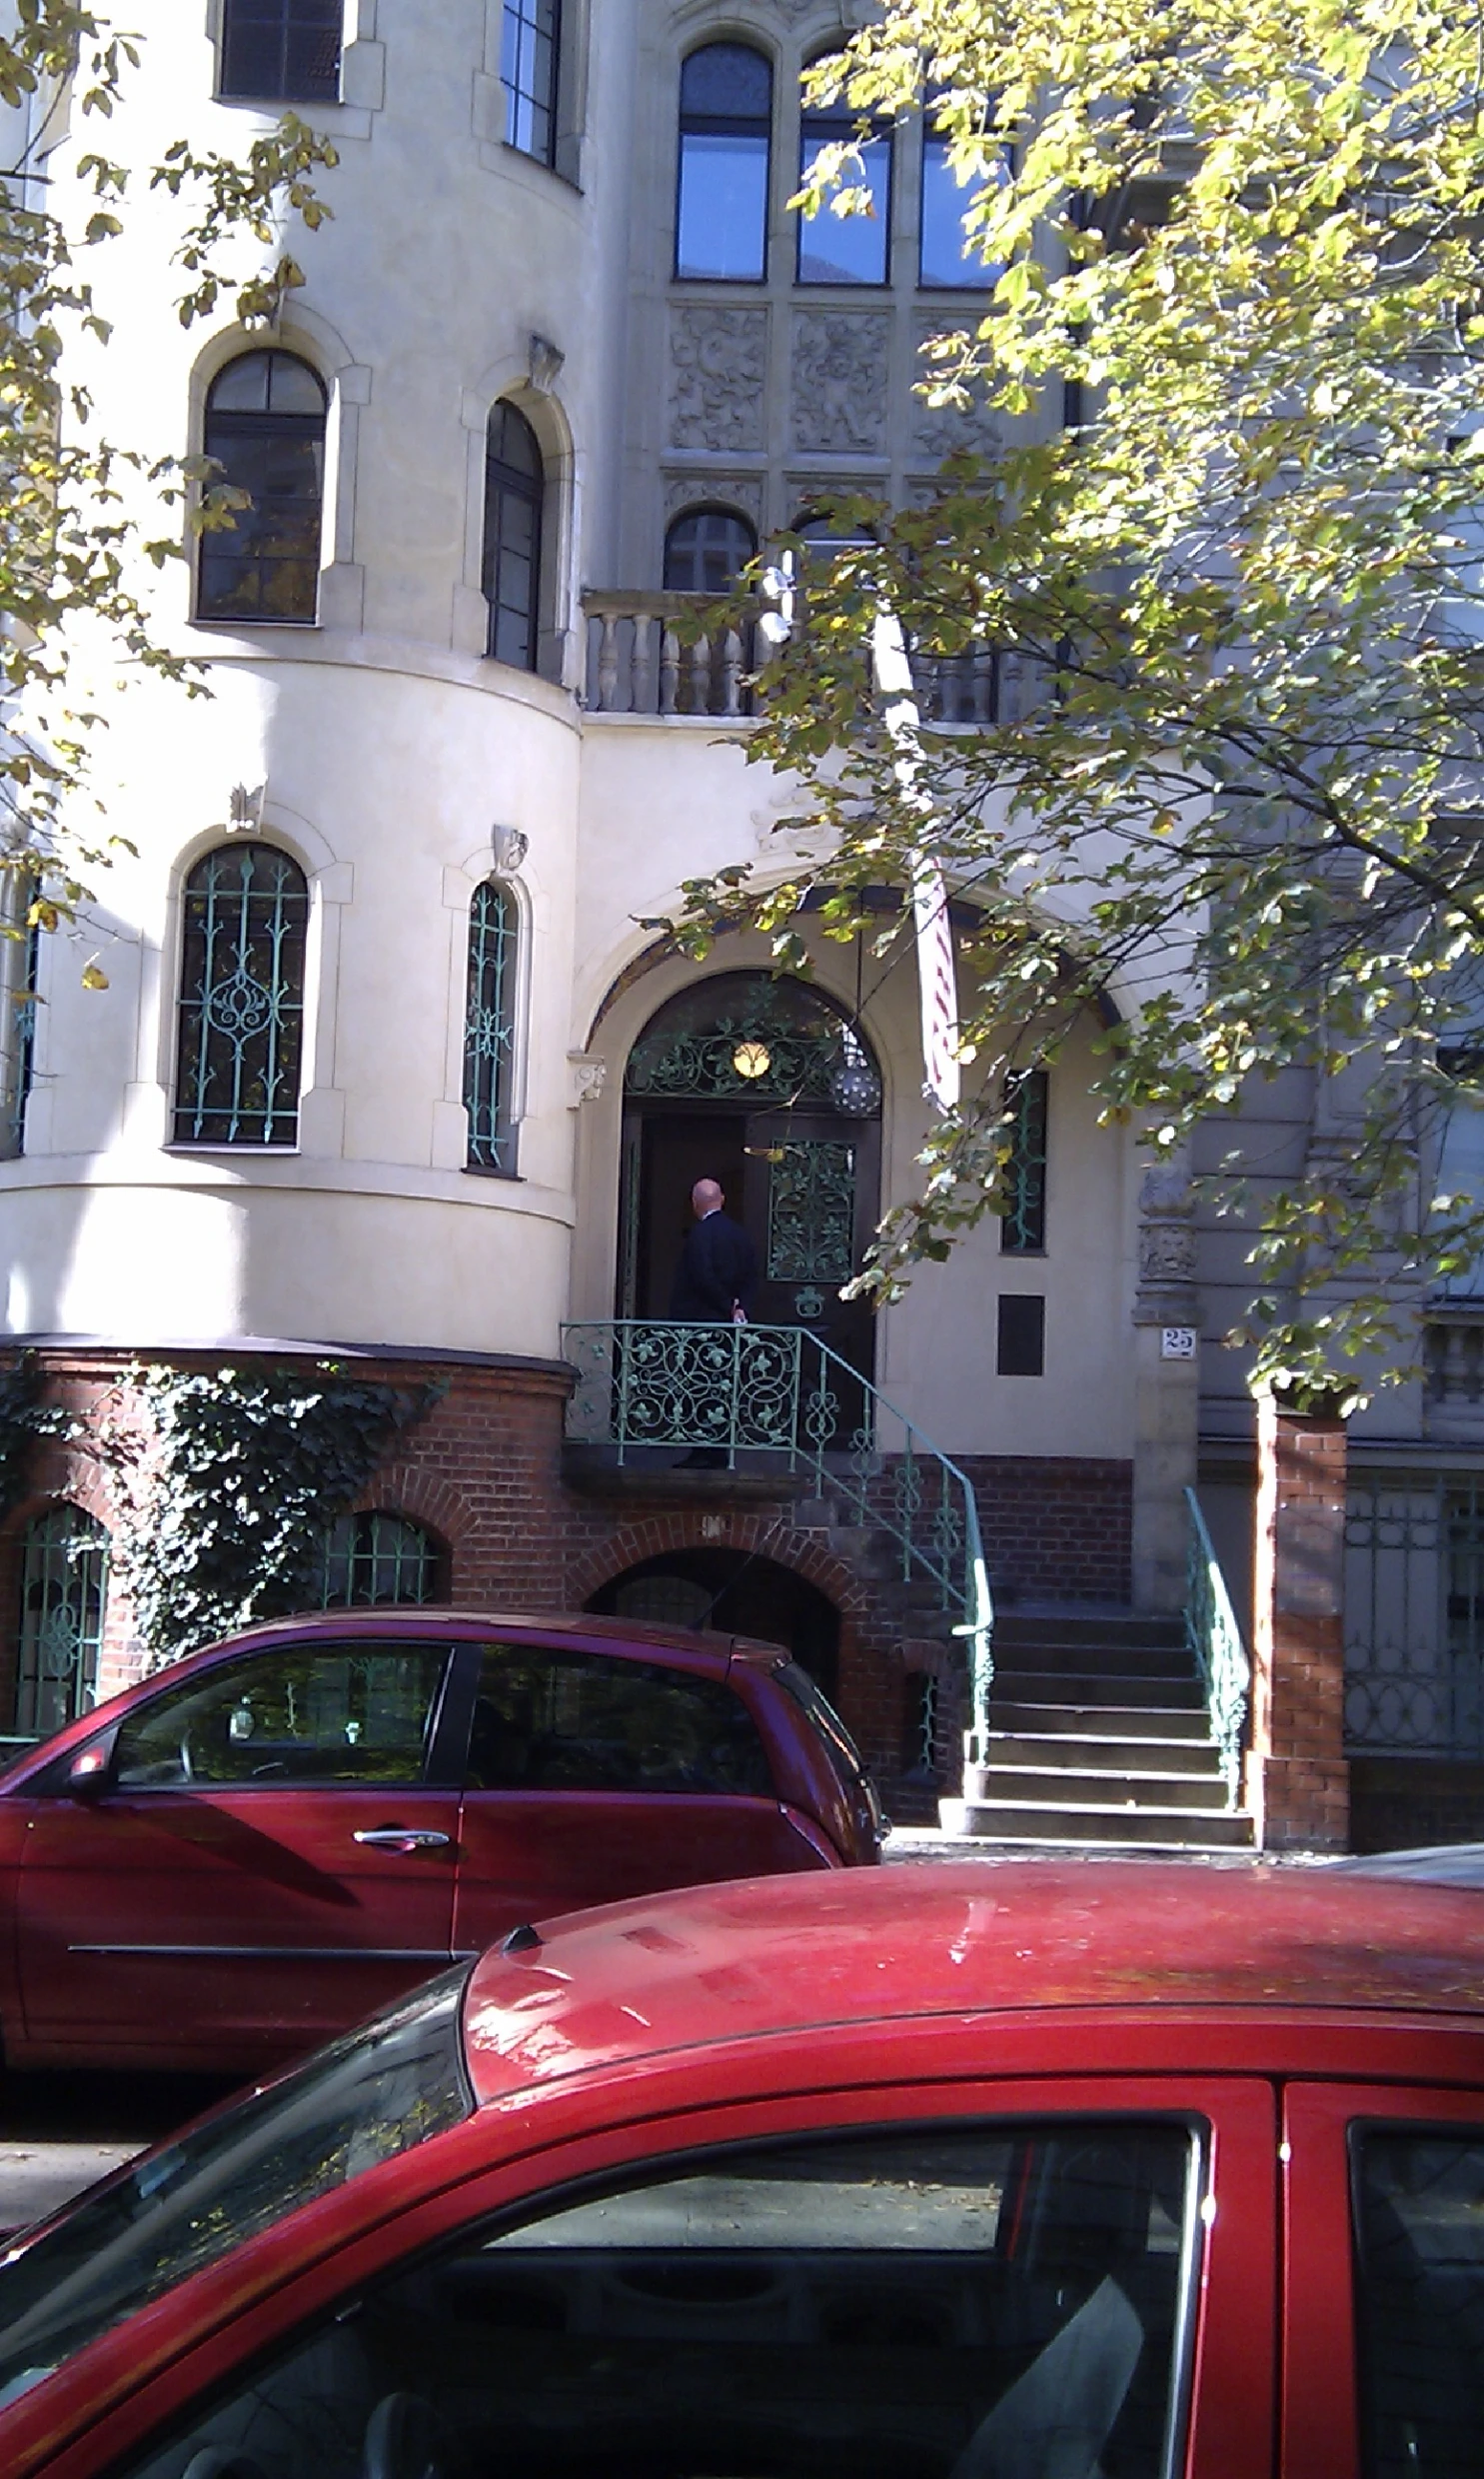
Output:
[{"xmin": 957, "ymin": 1457, "xmax": 1134, "ymax": 1604}]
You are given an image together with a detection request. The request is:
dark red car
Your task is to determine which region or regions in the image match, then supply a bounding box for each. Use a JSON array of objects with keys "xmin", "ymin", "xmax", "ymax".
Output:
[
  {"xmin": 0, "ymin": 1860, "xmax": 1480, "ymax": 2479},
  {"xmin": 0, "ymin": 1609, "xmax": 881, "ymax": 2070}
]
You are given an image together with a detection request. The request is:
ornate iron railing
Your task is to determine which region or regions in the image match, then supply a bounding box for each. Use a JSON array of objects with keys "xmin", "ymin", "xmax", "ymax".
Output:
[
  {"xmin": 561, "ymin": 1318, "xmax": 992, "ymax": 1712},
  {"xmin": 1183, "ymin": 1484, "xmax": 1250, "ymax": 1803}
]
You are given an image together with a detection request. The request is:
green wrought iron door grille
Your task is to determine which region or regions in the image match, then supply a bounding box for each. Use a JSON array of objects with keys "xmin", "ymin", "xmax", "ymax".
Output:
[
  {"xmin": 15, "ymin": 1506, "xmax": 109, "ymax": 1738},
  {"xmin": 173, "ymin": 843, "xmax": 309, "ymax": 1146},
  {"xmin": 465, "ymin": 881, "xmax": 517, "ymax": 1171}
]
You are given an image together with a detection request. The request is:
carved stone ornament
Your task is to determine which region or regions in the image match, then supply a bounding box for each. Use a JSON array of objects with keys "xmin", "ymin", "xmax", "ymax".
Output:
[
  {"xmin": 1138, "ymin": 1162, "xmax": 1194, "ymax": 1220},
  {"xmin": 224, "ymin": 781, "xmax": 267, "ymax": 834},
  {"xmin": 790, "ymin": 312, "xmax": 890, "ymax": 456},
  {"xmin": 492, "ymin": 823, "xmax": 529, "ymax": 874},
  {"xmin": 1138, "ymin": 1220, "xmax": 1199, "ymax": 1285},
  {"xmin": 528, "ymin": 332, "xmax": 565, "ymax": 393},
  {"xmin": 669, "ymin": 308, "xmax": 768, "ymax": 454},
  {"xmin": 911, "ymin": 323, "xmax": 1001, "ymax": 463},
  {"xmin": 663, "ymin": 469, "xmax": 765, "ymax": 523},
  {"xmin": 568, "ymin": 1054, "xmax": 608, "ymax": 1107}
]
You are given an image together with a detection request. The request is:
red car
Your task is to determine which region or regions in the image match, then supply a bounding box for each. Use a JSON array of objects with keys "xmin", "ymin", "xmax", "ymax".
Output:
[
  {"xmin": 0, "ymin": 1861, "xmax": 1480, "ymax": 2479},
  {"xmin": 0, "ymin": 1609, "xmax": 881, "ymax": 2070}
]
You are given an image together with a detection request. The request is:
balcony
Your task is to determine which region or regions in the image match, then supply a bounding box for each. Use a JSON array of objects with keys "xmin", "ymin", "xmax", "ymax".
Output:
[{"xmin": 581, "ymin": 591, "xmax": 1002, "ymax": 725}]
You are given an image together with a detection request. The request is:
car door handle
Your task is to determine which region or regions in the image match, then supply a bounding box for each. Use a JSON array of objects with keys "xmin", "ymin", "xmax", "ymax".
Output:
[{"xmin": 353, "ymin": 1827, "xmax": 453, "ymax": 1852}]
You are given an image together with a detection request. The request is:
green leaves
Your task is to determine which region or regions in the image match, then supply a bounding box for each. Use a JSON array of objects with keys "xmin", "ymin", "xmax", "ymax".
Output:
[{"xmin": 678, "ymin": 0, "xmax": 1484, "ymax": 1391}]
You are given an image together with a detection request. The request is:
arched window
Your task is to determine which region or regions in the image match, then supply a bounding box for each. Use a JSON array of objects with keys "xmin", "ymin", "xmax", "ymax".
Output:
[
  {"xmin": 317, "ymin": 1512, "xmax": 442, "ymax": 1607},
  {"xmin": 198, "ymin": 351, "xmax": 328, "ymax": 625},
  {"xmin": 676, "ymin": 42, "xmax": 772, "ymax": 281},
  {"xmin": 483, "ymin": 403, "xmax": 545, "ymax": 670},
  {"xmin": 663, "ymin": 506, "xmax": 757, "ymax": 594},
  {"xmin": 15, "ymin": 1505, "xmax": 109, "ymax": 1737},
  {"xmin": 464, "ymin": 880, "xmax": 518, "ymax": 1173},
  {"xmin": 219, "ymin": 0, "xmax": 342, "ymax": 102},
  {"xmin": 173, "ymin": 843, "xmax": 310, "ymax": 1148},
  {"xmin": 797, "ymin": 79, "xmax": 892, "ymax": 285},
  {"xmin": 503, "ymin": 0, "xmax": 561, "ymax": 164}
]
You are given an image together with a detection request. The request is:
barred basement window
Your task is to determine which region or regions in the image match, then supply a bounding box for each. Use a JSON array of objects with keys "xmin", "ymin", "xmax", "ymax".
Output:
[
  {"xmin": 1000, "ymin": 1069, "xmax": 1048, "ymax": 1252},
  {"xmin": 173, "ymin": 843, "xmax": 309, "ymax": 1148},
  {"xmin": 15, "ymin": 1505, "xmax": 109, "ymax": 1738},
  {"xmin": 464, "ymin": 880, "xmax": 518, "ymax": 1172},
  {"xmin": 219, "ymin": 0, "xmax": 342, "ymax": 103},
  {"xmin": 502, "ymin": 0, "xmax": 561, "ymax": 165},
  {"xmin": 317, "ymin": 1512, "xmax": 440, "ymax": 1607}
]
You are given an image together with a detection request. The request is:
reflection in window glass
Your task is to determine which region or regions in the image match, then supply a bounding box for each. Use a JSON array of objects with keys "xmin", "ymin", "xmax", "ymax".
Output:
[
  {"xmin": 0, "ymin": 1968, "xmax": 472, "ymax": 2421},
  {"xmin": 113, "ymin": 1644, "xmax": 450, "ymax": 1789},
  {"xmin": 920, "ymin": 134, "xmax": 1000, "ymax": 289},
  {"xmin": 198, "ymin": 350, "xmax": 327, "ymax": 624},
  {"xmin": 503, "ymin": 0, "xmax": 560, "ymax": 164},
  {"xmin": 1354, "ymin": 2126, "xmax": 1484, "ymax": 2478},
  {"xmin": 663, "ymin": 506, "xmax": 757, "ymax": 593},
  {"xmin": 120, "ymin": 2120, "xmax": 1200, "ymax": 2479},
  {"xmin": 677, "ymin": 43, "xmax": 772, "ymax": 281},
  {"xmin": 798, "ymin": 106, "xmax": 891, "ymax": 285},
  {"xmin": 468, "ymin": 1641, "xmax": 773, "ymax": 1795}
]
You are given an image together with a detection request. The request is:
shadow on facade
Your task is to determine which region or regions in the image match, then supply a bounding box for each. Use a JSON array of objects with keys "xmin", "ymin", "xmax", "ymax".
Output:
[{"xmin": 585, "ymin": 1548, "xmax": 839, "ymax": 1698}]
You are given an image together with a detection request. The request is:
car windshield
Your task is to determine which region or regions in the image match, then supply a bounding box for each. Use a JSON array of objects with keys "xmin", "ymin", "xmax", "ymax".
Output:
[
  {"xmin": 0, "ymin": 1964, "xmax": 474, "ymax": 2410},
  {"xmin": 777, "ymin": 1660, "xmax": 884, "ymax": 1833}
]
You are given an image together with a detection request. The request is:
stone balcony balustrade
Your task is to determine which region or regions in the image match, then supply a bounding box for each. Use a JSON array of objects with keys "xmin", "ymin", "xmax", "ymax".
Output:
[
  {"xmin": 581, "ymin": 589, "xmax": 1003, "ymax": 725},
  {"xmin": 1423, "ymin": 1306, "xmax": 1484, "ymax": 1435}
]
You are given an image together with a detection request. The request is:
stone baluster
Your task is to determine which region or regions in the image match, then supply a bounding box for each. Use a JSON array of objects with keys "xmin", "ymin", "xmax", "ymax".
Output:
[
  {"xmin": 721, "ymin": 628, "xmax": 742, "ymax": 717},
  {"xmin": 597, "ymin": 612, "xmax": 619, "ymax": 713},
  {"xmin": 691, "ymin": 632, "xmax": 710, "ymax": 716},
  {"xmin": 632, "ymin": 612, "xmax": 655, "ymax": 714},
  {"xmin": 660, "ymin": 625, "xmax": 680, "ymax": 716}
]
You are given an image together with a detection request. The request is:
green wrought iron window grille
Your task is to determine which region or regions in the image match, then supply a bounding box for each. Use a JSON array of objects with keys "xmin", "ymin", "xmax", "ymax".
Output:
[
  {"xmin": 999, "ymin": 1069, "xmax": 1048, "ymax": 1253},
  {"xmin": 317, "ymin": 1511, "xmax": 441, "ymax": 1608},
  {"xmin": 1, "ymin": 883, "xmax": 39, "ymax": 1162},
  {"xmin": 174, "ymin": 843, "xmax": 310, "ymax": 1148},
  {"xmin": 15, "ymin": 1504, "xmax": 109, "ymax": 1738},
  {"xmin": 465, "ymin": 881, "xmax": 518, "ymax": 1173},
  {"xmin": 625, "ymin": 973, "xmax": 876, "ymax": 1109}
]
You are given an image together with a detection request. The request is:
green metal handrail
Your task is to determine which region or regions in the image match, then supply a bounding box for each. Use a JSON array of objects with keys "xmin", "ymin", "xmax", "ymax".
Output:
[
  {"xmin": 561, "ymin": 1319, "xmax": 993, "ymax": 1722},
  {"xmin": 1183, "ymin": 1483, "xmax": 1250, "ymax": 1804}
]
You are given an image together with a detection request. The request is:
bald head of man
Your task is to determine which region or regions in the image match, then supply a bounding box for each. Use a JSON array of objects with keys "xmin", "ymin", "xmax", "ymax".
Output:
[{"xmin": 691, "ymin": 1178, "xmax": 724, "ymax": 1219}]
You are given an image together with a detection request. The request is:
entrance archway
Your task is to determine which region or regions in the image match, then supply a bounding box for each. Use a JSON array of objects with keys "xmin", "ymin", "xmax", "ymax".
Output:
[
  {"xmin": 617, "ymin": 972, "xmax": 882, "ymax": 1385},
  {"xmin": 586, "ymin": 1548, "xmax": 840, "ymax": 1696}
]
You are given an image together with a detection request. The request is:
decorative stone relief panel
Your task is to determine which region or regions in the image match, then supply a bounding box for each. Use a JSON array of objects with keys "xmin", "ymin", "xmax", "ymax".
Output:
[
  {"xmin": 669, "ymin": 308, "xmax": 769, "ymax": 454},
  {"xmin": 910, "ymin": 319, "xmax": 1001, "ymax": 463},
  {"xmin": 663, "ymin": 470, "xmax": 764, "ymax": 522},
  {"xmin": 790, "ymin": 312, "xmax": 891, "ymax": 456}
]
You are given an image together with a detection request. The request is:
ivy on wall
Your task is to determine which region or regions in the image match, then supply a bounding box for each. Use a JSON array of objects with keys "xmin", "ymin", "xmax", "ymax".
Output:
[
  {"xmin": 0, "ymin": 1354, "xmax": 74, "ymax": 1517},
  {"xmin": 100, "ymin": 1362, "xmax": 439, "ymax": 1664}
]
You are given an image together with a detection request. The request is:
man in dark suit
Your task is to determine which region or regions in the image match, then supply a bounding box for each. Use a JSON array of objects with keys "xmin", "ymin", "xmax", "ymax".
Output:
[
  {"xmin": 670, "ymin": 1179, "xmax": 758, "ymax": 1466},
  {"xmin": 670, "ymin": 1178, "xmax": 758, "ymax": 1323}
]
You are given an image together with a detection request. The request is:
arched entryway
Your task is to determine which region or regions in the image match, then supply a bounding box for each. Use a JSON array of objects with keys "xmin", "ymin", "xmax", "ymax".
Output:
[
  {"xmin": 617, "ymin": 971, "xmax": 883, "ymax": 1385},
  {"xmin": 586, "ymin": 1548, "xmax": 840, "ymax": 1697}
]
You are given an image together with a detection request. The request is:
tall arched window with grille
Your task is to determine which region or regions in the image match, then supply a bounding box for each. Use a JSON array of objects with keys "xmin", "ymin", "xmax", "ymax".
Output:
[
  {"xmin": 317, "ymin": 1512, "xmax": 442, "ymax": 1607},
  {"xmin": 15, "ymin": 1505, "xmax": 109, "ymax": 1737},
  {"xmin": 464, "ymin": 880, "xmax": 518, "ymax": 1173},
  {"xmin": 174, "ymin": 843, "xmax": 310, "ymax": 1148},
  {"xmin": 483, "ymin": 403, "xmax": 546, "ymax": 671},
  {"xmin": 197, "ymin": 350, "xmax": 328, "ymax": 624}
]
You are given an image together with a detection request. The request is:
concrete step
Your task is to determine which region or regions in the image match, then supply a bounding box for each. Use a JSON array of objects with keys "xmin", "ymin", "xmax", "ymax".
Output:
[
  {"xmin": 940, "ymin": 1797, "xmax": 1254, "ymax": 1849},
  {"xmin": 986, "ymin": 1731, "xmax": 1223, "ymax": 1776},
  {"xmin": 994, "ymin": 1610, "xmax": 1189, "ymax": 1651},
  {"xmin": 991, "ymin": 1639, "xmax": 1197, "ymax": 1679},
  {"xmin": 992, "ymin": 1699, "xmax": 1213, "ymax": 1738},
  {"xmin": 967, "ymin": 1764, "xmax": 1232, "ymax": 1812},
  {"xmin": 992, "ymin": 1670, "xmax": 1206, "ymax": 1709}
]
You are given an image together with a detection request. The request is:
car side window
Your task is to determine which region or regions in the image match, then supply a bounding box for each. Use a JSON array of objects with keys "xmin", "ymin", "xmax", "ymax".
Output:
[
  {"xmin": 1352, "ymin": 2125, "xmax": 1484, "ymax": 2477},
  {"xmin": 123, "ymin": 2118, "xmax": 1202, "ymax": 2479},
  {"xmin": 467, "ymin": 1640, "xmax": 774, "ymax": 1797},
  {"xmin": 112, "ymin": 1644, "xmax": 451, "ymax": 1790}
]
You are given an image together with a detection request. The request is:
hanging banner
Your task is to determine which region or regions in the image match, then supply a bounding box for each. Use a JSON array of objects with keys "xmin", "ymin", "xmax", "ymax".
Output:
[{"xmin": 870, "ymin": 608, "xmax": 960, "ymax": 1111}]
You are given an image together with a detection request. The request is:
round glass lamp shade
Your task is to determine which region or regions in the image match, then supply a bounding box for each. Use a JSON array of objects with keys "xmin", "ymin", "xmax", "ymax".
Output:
[
  {"xmin": 732, "ymin": 1040, "xmax": 772, "ymax": 1080},
  {"xmin": 830, "ymin": 1059, "xmax": 883, "ymax": 1117}
]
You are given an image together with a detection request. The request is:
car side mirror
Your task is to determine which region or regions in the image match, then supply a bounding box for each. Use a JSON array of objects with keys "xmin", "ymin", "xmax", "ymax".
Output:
[{"xmin": 66, "ymin": 1737, "xmax": 113, "ymax": 1797}]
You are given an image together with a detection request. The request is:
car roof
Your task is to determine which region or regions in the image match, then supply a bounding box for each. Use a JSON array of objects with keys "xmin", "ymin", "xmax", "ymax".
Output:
[
  {"xmin": 168, "ymin": 1608, "xmax": 787, "ymax": 1665},
  {"xmin": 462, "ymin": 1859, "xmax": 1484, "ymax": 2107}
]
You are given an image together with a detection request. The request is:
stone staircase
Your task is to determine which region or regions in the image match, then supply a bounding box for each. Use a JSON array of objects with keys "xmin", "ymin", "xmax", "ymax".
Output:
[{"xmin": 939, "ymin": 1608, "xmax": 1255, "ymax": 1852}]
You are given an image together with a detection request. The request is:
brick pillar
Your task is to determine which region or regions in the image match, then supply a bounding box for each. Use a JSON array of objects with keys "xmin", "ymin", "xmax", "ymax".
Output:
[{"xmin": 1245, "ymin": 1390, "xmax": 1350, "ymax": 1850}]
